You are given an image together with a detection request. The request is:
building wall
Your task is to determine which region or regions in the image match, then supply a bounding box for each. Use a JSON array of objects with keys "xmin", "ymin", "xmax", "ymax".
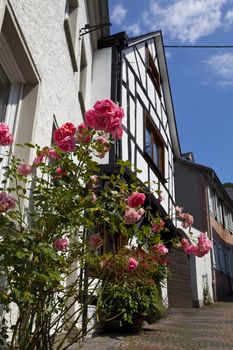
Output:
[
  {"xmin": 121, "ymin": 39, "xmax": 176, "ymax": 217},
  {"xmin": 0, "ymin": 0, "xmax": 95, "ymax": 161},
  {"xmin": 174, "ymin": 162, "xmax": 215, "ymax": 307},
  {"xmin": 210, "ymin": 216, "xmax": 233, "ymax": 299},
  {"xmin": 189, "ymin": 226, "xmax": 214, "ymax": 306},
  {"xmin": 174, "ymin": 161, "xmax": 208, "ymax": 232},
  {"xmin": 175, "ymin": 221, "xmax": 214, "ymax": 307},
  {"xmin": 0, "ymin": 0, "xmax": 106, "ymax": 335}
]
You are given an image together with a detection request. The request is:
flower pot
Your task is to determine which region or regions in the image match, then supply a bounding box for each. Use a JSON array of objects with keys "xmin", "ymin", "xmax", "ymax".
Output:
[{"xmin": 121, "ymin": 314, "xmax": 144, "ymax": 333}]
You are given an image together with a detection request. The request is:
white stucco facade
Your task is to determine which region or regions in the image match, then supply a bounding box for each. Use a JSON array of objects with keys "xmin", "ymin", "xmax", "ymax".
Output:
[
  {"xmin": 177, "ymin": 221, "xmax": 214, "ymax": 306},
  {"xmin": 0, "ymin": 0, "xmax": 100, "ymax": 161},
  {"xmin": 0, "ymin": 0, "xmax": 109, "ymax": 338}
]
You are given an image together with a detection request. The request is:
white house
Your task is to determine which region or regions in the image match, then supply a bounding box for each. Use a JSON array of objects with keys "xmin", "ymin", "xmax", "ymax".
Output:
[
  {"xmin": 0, "ymin": 0, "xmax": 110, "ymax": 340},
  {"xmin": 0, "ymin": 0, "xmax": 110, "ymax": 167}
]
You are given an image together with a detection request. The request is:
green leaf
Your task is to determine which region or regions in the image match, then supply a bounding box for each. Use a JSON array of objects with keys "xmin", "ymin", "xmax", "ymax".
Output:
[
  {"xmin": 16, "ymin": 252, "xmax": 26, "ymax": 259},
  {"xmin": 24, "ymin": 142, "xmax": 35, "ymax": 148}
]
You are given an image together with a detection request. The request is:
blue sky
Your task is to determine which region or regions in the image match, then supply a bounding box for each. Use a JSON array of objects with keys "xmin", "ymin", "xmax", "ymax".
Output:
[{"xmin": 109, "ymin": 0, "xmax": 233, "ymax": 184}]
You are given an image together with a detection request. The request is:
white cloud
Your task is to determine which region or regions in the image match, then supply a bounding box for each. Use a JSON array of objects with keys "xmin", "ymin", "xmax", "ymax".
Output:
[
  {"xmin": 126, "ymin": 22, "xmax": 142, "ymax": 36},
  {"xmin": 206, "ymin": 53, "xmax": 233, "ymax": 86},
  {"xmin": 142, "ymin": 0, "xmax": 229, "ymax": 43},
  {"xmin": 111, "ymin": 4, "xmax": 127, "ymax": 25},
  {"xmin": 224, "ymin": 8, "xmax": 233, "ymax": 24}
]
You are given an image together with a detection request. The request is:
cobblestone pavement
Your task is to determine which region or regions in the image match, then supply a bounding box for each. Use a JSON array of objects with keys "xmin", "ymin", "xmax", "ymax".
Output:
[{"xmin": 78, "ymin": 302, "xmax": 233, "ymax": 350}]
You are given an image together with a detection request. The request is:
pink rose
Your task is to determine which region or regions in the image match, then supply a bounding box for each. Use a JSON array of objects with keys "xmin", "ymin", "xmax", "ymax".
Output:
[
  {"xmin": 176, "ymin": 206, "xmax": 183, "ymax": 214},
  {"xmin": 56, "ymin": 167, "xmax": 63, "ymax": 175},
  {"xmin": 53, "ymin": 238, "xmax": 68, "ymax": 251},
  {"xmin": 90, "ymin": 175, "xmax": 100, "ymax": 188},
  {"xmin": 0, "ymin": 191, "xmax": 16, "ymax": 213},
  {"xmin": 137, "ymin": 208, "xmax": 145, "ymax": 216},
  {"xmin": 56, "ymin": 135, "xmax": 76, "ymax": 152},
  {"xmin": 127, "ymin": 257, "xmax": 138, "ymax": 271},
  {"xmin": 89, "ymin": 233, "xmax": 103, "ymax": 248},
  {"xmin": 93, "ymin": 99, "xmax": 119, "ymax": 118},
  {"xmin": 152, "ymin": 243, "xmax": 169, "ymax": 255},
  {"xmin": 152, "ymin": 219, "xmax": 165, "ymax": 233},
  {"xmin": 124, "ymin": 207, "xmax": 144, "ymax": 225},
  {"xmin": 33, "ymin": 151, "xmax": 45, "ymax": 165},
  {"xmin": 17, "ymin": 163, "xmax": 32, "ymax": 176},
  {"xmin": 195, "ymin": 233, "xmax": 212, "ymax": 257},
  {"xmin": 176, "ymin": 206, "xmax": 193, "ymax": 229},
  {"xmin": 180, "ymin": 213, "xmax": 194, "ymax": 229},
  {"xmin": 85, "ymin": 100, "xmax": 124, "ymax": 136},
  {"xmin": 0, "ymin": 122, "xmax": 13, "ymax": 146},
  {"xmin": 113, "ymin": 106, "xmax": 124, "ymax": 120},
  {"xmin": 181, "ymin": 238, "xmax": 197, "ymax": 255},
  {"xmin": 111, "ymin": 126, "xmax": 123, "ymax": 140},
  {"xmin": 85, "ymin": 109, "xmax": 110, "ymax": 131},
  {"xmin": 95, "ymin": 136, "xmax": 110, "ymax": 158},
  {"xmin": 127, "ymin": 192, "xmax": 146, "ymax": 208},
  {"xmin": 181, "ymin": 234, "xmax": 212, "ymax": 258},
  {"xmin": 53, "ymin": 122, "xmax": 76, "ymax": 152},
  {"xmin": 85, "ymin": 109, "xmax": 98, "ymax": 129},
  {"xmin": 47, "ymin": 148, "xmax": 60, "ymax": 159},
  {"xmin": 106, "ymin": 118, "xmax": 122, "ymax": 134},
  {"xmin": 77, "ymin": 123, "xmax": 92, "ymax": 143},
  {"xmin": 92, "ymin": 193, "xmax": 97, "ymax": 202}
]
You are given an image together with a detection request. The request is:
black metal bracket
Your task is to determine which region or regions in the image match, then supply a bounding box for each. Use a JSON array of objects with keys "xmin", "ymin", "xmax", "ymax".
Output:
[{"xmin": 79, "ymin": 23, "xmax": 111, "ymax": 37}]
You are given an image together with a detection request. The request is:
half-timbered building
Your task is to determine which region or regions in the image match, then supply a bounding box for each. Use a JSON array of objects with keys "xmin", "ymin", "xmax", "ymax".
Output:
[{"xmin": 91, "ymin": 31, "xmax": 196, "ymax": 306}]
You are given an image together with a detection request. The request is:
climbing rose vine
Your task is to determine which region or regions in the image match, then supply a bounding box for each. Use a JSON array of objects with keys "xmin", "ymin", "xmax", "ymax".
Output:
[{"xmin": 0, "ymin": 99, "xmax": 212, "ymax": 349}]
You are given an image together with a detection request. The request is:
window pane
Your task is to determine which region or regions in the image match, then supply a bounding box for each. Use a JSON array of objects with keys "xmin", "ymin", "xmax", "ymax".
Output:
[
  {"xmin": 153, "ymin": 141, "xmax": 158, "ymax": 165},
  {"xmin": 145, "ymin": 128, "xmax": 152, "ymax": 157},
  {"xmin": 0, "ymin": 64, "xmax": 10, "ymax": 122}
]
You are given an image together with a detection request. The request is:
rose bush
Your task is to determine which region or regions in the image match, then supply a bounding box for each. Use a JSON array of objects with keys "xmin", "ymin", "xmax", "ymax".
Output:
[{"xmin": 0, "ymin": 99, "xmax": 212, "ymax": 347}]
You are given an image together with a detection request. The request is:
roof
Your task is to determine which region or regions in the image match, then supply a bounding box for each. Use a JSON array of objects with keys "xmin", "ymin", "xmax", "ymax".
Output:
[
  {"xmin": 225, "ymin": 187, "xmax": 233, "ymax": 201},
  {"xmin": 127, "ymin": 30, "xmax": 162, "ymax": 46}
]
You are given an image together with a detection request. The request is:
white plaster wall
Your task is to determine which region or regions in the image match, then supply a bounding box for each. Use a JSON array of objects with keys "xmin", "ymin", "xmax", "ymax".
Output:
[
  {"xmin": 4, "ymin": 0, "xmax": 94, "ymax": 158},
  {"xmin": 91, "ymin": 47, "xmax": 112, "ymax": 107},
  {"xmin": 177, "ymin": 221, "xmax": 214, "ymax": 306},
  {"xmin": 0, "ymin": 0, "xmax": 101, "ymax": 336}
]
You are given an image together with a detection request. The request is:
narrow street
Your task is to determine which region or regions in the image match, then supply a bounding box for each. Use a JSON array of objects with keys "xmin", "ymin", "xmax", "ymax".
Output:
[{"xmin": 80, "ymin": 302, "xmax": 233, "ymax": 350}]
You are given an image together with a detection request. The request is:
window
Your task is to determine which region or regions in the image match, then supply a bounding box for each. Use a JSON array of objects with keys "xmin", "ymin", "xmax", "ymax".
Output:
[
  {"xmin": 224, "ymin": 250, "xmax": 230, "ymax": 275},
  {"xmin": 78, "ymin": 41, "xmax": 87, "ymax": 115},
  {"xmin": 219, "ymin": 246, "xmax": 226, "ymax": 273},
  {"xmin": 213, "ymin": 241, "xmax": 220, "ymax": 270},
  {"xmin": 0, "ymin": 5, "xmax": 39, "ymax": 180},
  {"xmin": 216, "ymin": 197, "xmax": 223, "ymax": 224},
  {"xmin": 64, "ymin": 0, "xmax": 79, "ymax": 72},
  {"xmin": 144, "ymin": 113, "xmax": 164, "ymax": 176},
  {"xmin": 146, "ymin": 45, "xmax": 161, "ymax": 96},
  {"xmin": 0, "ymin": 64, "xmax": 10, "ymax": 122},
  {"xmin": 223, "ymin": 206, "xmax": 233, "ymax": 233},
  {"xmin": 208, "ymin": 186, "xmax": 217, "ymax": 217},
  {"xmin": 0, "ymin": 37, "xmax": 23, "ymax": 184}
]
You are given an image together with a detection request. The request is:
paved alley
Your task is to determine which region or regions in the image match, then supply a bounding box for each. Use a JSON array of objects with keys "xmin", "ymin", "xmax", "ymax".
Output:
[{"xmin": 79, "ymin": 302, "xmax": 233, "ymax": 350}]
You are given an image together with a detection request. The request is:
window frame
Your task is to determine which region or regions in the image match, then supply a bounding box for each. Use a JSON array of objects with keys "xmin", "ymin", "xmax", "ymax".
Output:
[
  {"xmin": 144, "ymin": 112, "xmax": 165, "ymax": 182},
  {"xmin": 0, "ymin": 37, "xmax": 24, "ymax": 184},
  {"xmin": 146, "ymin": 45, "xmax": 161, "ymax": 97},
  {"xmin": 64, "ymin": 0, "xmax": 79, "ymax": 72},
  {"xmin": 0, "ymin": 4, "xmax": 40, "ymax": 183}
]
